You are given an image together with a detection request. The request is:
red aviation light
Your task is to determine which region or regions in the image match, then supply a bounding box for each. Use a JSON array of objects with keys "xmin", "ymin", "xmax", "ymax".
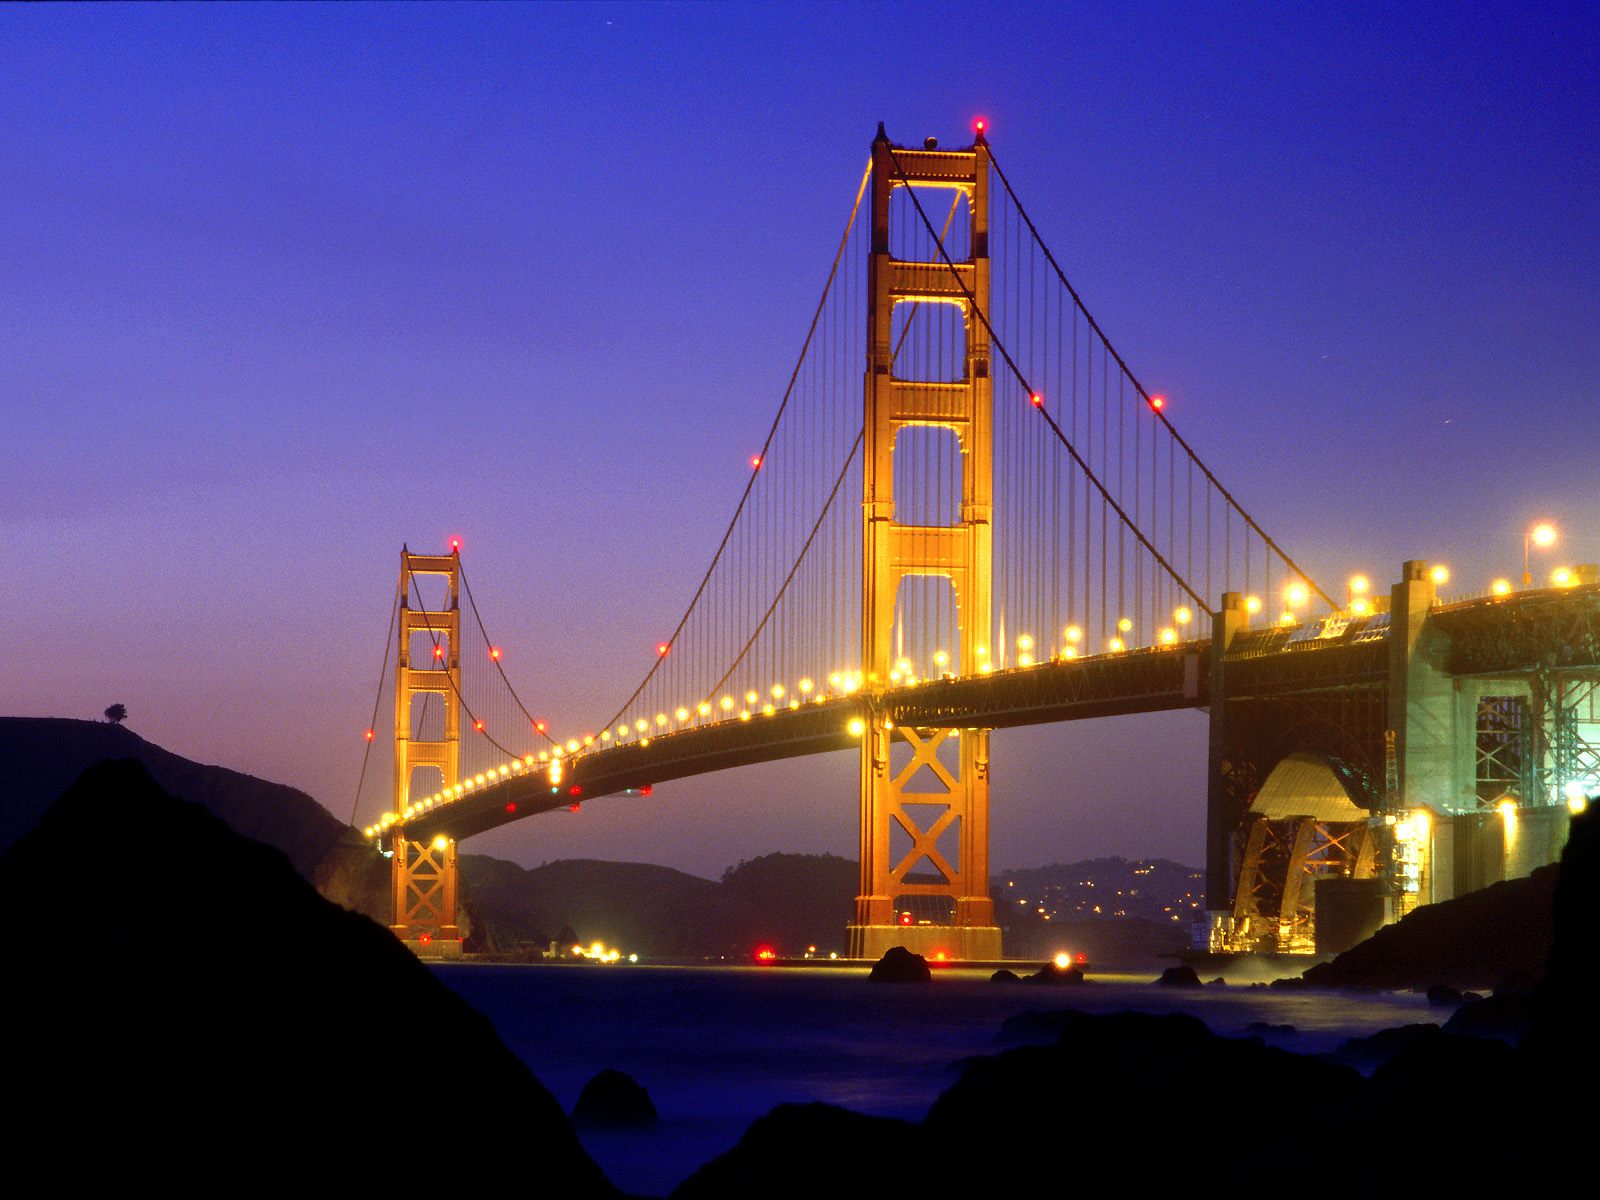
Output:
[
  {"xmin": 1148, "ymin": 394, "xmax": 1166, "ymax": 411},
  {"xmin": 750, "ymin": 454, "xmax": 762, "ymax": 469},
  {"xmin": 754, "ymin": 945, "xmax": 777, "ymax": 963},
  {"xmin": 1030, "ymin": 392, "xmax": 1044, "ymax": 408},
  {"xmin": 363, "ymin": 729, "xmax": 374, "ymax": 742},
  {"xmin": 473, "ymin": 719, "xmax": 484, "ymax": 732},
  {"xmin": 899, "ymin": 911, "xmax": 913, "ymax": 927},
  {"xmin": 640, "ymin": 785, "xmax": 653, "ymax": 796},
  {"xmin": 449, "ymin": 537, "xmax": 461, "ymax": 554},
  {"xmin": 505, "ymin": 802, "xmax": 518, "ymax": 814},
  {"xmin": 656, "ymin": 642, "xmax": 670, "ymax": 657},
  {"xmin": 534, "ymin": 720, "xmax": 547, "ymax": 733},
  {"xmin": 569, "ymin": 785, "xmax": 583, "ymax": 797},
  {"xmin": 567, "ymin": 803, "xmax": 581, "ymax": 813},
  {"xmin": 973, "ymin": 117, "xmax": 987, "ymax": 135},
  {"xmin": 490, "ymin": 647, "xmax": 502, "ymax": 661},
  {"xmin": 433, "ymin": 645, "xmax": 444, "ymax": 660}
]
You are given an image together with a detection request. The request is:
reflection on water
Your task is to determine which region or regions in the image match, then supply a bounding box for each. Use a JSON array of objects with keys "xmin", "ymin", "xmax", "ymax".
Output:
[{"xmin": 437, "ymin": 963, "xmax": 1428, "ymax": 1197}]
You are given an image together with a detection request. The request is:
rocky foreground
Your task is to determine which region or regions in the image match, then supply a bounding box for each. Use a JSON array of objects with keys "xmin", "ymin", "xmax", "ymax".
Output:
[
  {"xmin": 1, "ymin": 760, "xmax": 615, "ymax": 1193},
  {"xmin": 672, "ymin": 810, "xmax": 1596, "ymax": 1196}
]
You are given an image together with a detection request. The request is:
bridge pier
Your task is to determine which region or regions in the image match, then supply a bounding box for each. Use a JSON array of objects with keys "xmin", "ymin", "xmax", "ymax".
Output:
[{"xmin": 1208, "ymin": 560, "xmax": 1595, "ymax": 954}]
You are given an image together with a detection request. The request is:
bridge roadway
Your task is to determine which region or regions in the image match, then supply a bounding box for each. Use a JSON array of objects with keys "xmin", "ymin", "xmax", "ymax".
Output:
[{"xmin": 395, "ymin": 599, "xmax": 1421, "ymax": 845}]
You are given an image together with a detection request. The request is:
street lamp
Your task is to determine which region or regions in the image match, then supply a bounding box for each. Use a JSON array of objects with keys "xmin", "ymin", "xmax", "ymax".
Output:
[{"xmin": 1524, "ymin": 522, "xmax": 1558, "ymax": 587}]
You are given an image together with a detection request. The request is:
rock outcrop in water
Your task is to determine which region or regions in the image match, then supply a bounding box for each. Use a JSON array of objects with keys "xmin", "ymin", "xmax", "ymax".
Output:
[
  {"xmin": 572, "ymin": 1069, "xmax": 658, "ymax": 1127},
  {"xmin": 869, "ymin": 946, "xmax": 931, "ymax": 982},
  {"xmin": 1, "ymin": 760, "xmax": 616, "ymax": 1193}
]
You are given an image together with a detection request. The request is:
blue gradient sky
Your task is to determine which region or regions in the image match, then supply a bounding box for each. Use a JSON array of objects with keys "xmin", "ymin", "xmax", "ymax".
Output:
[{"xmin": 5, "ymin": 4, "xmax": 1597, "ymax": 878}]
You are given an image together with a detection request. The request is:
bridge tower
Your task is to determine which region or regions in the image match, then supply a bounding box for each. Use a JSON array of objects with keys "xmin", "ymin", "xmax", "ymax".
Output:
[
  {"xmin": 391, "ymin": 547, "xmax": 462, "ymax": 958},
  {"xmin": 849, "ymin": 126, "xmax": 1002, "ymax": 961}
]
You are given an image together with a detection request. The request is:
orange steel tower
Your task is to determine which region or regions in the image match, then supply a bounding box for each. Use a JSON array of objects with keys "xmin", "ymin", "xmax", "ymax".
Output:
[
  {"xmin": 848, "ymin": 126, "xmax": 1001, "ymax": 961},
  {"xmin": 391, "ymin": 547, "xmax": 462, "ymax": 958}
]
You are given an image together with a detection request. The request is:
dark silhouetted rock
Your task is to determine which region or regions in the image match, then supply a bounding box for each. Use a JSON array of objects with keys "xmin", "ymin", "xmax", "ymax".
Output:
[
  {"xmin": 2, "ymin": 760, "xmax": 615, "ymax": 1194},
  {"xmin": 1207, "ymin": 977, "xmax": 1226, "ymax": 986},
  {"xmin": 573, "ymin": 1069, "xmax": 658, "ymax": 1127},
  {"xmin": 1426, "ymin": 983, "xmax": 1465, "ymax": 1007},
  {"xmin": 1155, "ymin": 965, "xmax": 1202, "ymax": 988},
  {"xmin": 869, "ymin": 946, "xmax": 931, "ymax": 982},
  {"xmin": 1022, "ymin": 961, "xmax": 1086, "ymax": 985},
  {"xmin": 1493, "ymin": 969, "xmax": 1537, "ymax": 997},
  {"xmin": 1245, "ymin": 1021, "xmax": 1296, "ymax": 1037},
  {"xmin": 1442, "ymin": 992, "xmax": 1533, "ymax": 1042},
  {"xmin": 673, "ymin": 1103, "xmax": 930, "ymax": 1197},
  {"xmin": 991, "ymin": 968, "xmax": 1021, "ymax": 983},
  {"xmin": 1300, "ymin": 866, "xmax": 1557, "ymax": 991},
  {"xmin": 1330, "ymin": 1023, "xmax": 1441, "ymax": 1070}
]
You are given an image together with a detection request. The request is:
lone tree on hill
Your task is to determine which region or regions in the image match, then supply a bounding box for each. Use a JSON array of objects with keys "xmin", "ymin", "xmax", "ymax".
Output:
[{"xmin": 104, "ymin": 703, "xmax": 128, "ymax": 725}]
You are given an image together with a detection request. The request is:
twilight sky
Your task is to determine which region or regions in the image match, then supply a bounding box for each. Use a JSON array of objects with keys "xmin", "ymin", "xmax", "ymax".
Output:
[{"xmin": 5, "ymin": 3, "xmax": 1597, "ymax": 879}]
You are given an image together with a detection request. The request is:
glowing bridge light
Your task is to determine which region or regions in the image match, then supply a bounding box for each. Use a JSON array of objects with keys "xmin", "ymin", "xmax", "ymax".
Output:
[
  {"xmin": 534, "ymin": 720, "xmax": 546, "ymax": 733},
  {"xmin": 798, "ymin": 678, "xmax": 814, "ymax": 694},
  {"xmin": 1108, "ymin": 637, "xmax": 1125, "ymax": 653},
  {"xmin": 847, "ymin": 717, "xmax": 866, "ymax": 737},
  {"xmin": 675, "ymin": 706, "xmax": 690, "ymax": 722},
  {"xmin": 1285, "ymin": 581, "xmax": 1310, "ymax": 607},
  {"xmin": 932, "ymin": 650, "xmax": 949, "ymax": 669},
  {"xmin": 1244, "ymin": 595, "xmax": 1262, "ymax": 615},
  {"xmin": 566, "ymin": 738, "xmax": 579, "ymax": 753},
  {"xmin": 720, "ymin": 696, "xmax": 734, "ymax": 712},
  {"xmin": 1159, "ymin": 628, "xmax": 1177, "ymax": 645},
  {"xmin": 431, "ymin": 835, "xmax": 448, "ymax": 851},
  {"xmin": 1429, "ymin": 564, "xmax": 1450, "ymax": 586},
  {"xmin": 1348, "ymin": 575, "xmax": 1370, "ymax": 596},
  {"xmin": 449, "ymin": 537, "xmax": 461, "ymax": 553},
  {"xmin": 433, "ymin": 645, "xmax": 444, "ymax": 660},
  {"xmin": 1117, "ymin": 617, "xmax": 1133, "ymax": 634},
  {"xmin": 1052, "ymin": 951, "xmax": 1072, "ymax": 970},
  {"xmin": 1492, "ymin": 578, "xmax": 1512, "ymax": 596},
  {"xmin": 1016, "ymin": 634, "xmax": 1033, "ymax": 653},
  {"xmin": 1553, "ymin": 566, "xmax": 1576, "ymax": 587},
  {"xmin": 1531, "ymin": 522, "xmax": 1558, "ymax": 548},
  {"xmin": 745, "ymin": 690, "xmax": 759, "ymax": 706},
  {"xmin": 697, "ymin": 701, "xmax": 712, "ymax": 716},
  {"xmin": 771, "ymin": 683, "xmax": 785, "ymax": 699},
  {"xmin": 635, "ymin": 718, "xmax": 648, "ymax": 732},
  {"xmin": 973, "ymin": 117, "xmax": 986, "ymax": 135},
  {"xmin": 1173, "ymin": 606, "xmax": 1193, "ymax": 626},
  {"xmin": 505, "ymin": 802, "xmax": 517, "ymax": 814},
  {"xmin": 1063, "ymin": 625, "xmax": 1082, "ymax": 644}
]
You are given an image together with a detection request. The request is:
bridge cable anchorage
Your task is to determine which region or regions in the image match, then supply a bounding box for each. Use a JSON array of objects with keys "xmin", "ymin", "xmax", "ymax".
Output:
[
  {"xmin": 595, "ymin": 156, "xmax": 874, "ymax": 738},
  {"xmin": 405, "ymin": 560, "xmax": 522, "ymax": 761},
  {"xmin": 456, "ymin": 561, "xmax": 560, "ymax": 749},
  {"xmin": 984, "ymin": 147, "xmax": 1334, "ymax": 611},
  {"xmin": 699, "ymin": 429, "xmax": 865, "ymax": 706},
  {"xmin": 884, "ymin": 141, "xmax": 1216, "ymax": 619},
  {"xmin": 351, "ymin": 581, "xmax": 401, "ymax": 826}
]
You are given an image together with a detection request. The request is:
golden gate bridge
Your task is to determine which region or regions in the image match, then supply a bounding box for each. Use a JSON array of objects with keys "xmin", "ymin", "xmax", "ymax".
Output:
[{"xmin": 351, "ymin": 125, "xmax": 1600, "ymax": 961}]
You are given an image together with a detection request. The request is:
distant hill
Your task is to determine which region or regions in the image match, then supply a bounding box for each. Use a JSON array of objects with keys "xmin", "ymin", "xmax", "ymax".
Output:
[{"xmin": 462, "ymin": 850, "xmax": 859, "ymax": 959}]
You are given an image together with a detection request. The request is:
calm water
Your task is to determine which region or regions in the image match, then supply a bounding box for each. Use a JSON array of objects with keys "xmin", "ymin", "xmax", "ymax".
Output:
[{"xmin": 436, "ymin": 963, "xmax": 1430, "ymax": 1197}]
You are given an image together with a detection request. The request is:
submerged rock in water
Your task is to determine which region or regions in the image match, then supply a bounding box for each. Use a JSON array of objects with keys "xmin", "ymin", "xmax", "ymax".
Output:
[
  {"xmin": 573, "ymin": 1069, "xmax": 658, "ymax": 1127},
  {"xmin": 869, "ymin": 946, "xmax": 931, "ymax": 982},
  {"xmin": 1022, "ymin": 961, "xmax": 1086, "ymax": 985},
  {"xmin": 1155, "ymin": 965, "xmax": 1203, "ymax": 988}
]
